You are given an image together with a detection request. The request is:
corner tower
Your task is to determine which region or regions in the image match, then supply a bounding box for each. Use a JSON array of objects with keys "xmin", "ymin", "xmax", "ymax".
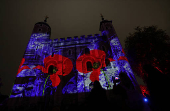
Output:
[
  {"xmin": 99, "ymin": 14, "xmax": 117, "ymax": 41},
  {"xmin": 32, "ymin": 16, "xmax": 51, "ymax": 36},
  {"xmin": 23, "ymin": 16, "xmax": 52, "ymax": 66},
  {"xmin": 99, "ymin": 14, "xmax": 139, "ymax": 90},
  {"xmin": 9, "ymin": 17, "xmax": 53, "ymax": 99}
]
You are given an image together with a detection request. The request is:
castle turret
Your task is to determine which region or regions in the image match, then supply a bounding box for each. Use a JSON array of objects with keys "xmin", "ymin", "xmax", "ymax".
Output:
[
  {"xmin": 24, "ymin": 16, "xmax": 52, "ymax": 65},
  {"xmin": 99, "ymin": 14, "xmax": 140, "ymax": 91},
  {"xmin": 99, "ymin": 14, "xmax": 117, "ymax": 40},
  {"xmin": 32, "ymin": 16, "xmax": 51, "ymax": 36}
]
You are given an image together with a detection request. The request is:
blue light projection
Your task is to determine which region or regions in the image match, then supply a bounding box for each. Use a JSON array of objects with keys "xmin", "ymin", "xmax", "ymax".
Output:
[
  {"xmin": 144, "ymin": 98, "xmax": 148, "ymax": 102},
  {"xmin": 109, "ymin": 36, "xmax": 138, "ymax": 88},
  {"xmin": 10, "ymin": 31, "xmax": 137, "ymax": 98},
  {"xmin": 12, "ymin": 68, "xmax": 57, "ymax": 97},
  {"xmin": 62, "ymin": 59, "xmax": 122, "ymax": 94}
]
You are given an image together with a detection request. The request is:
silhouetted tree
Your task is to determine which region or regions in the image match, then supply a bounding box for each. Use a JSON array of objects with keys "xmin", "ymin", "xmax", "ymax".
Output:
[
  {"xmin": 143, "ymin": 64, "xmax": 170, "ymax": 111},
  {"xmin": 125, "ymin": 26, "xmax": 170, "ymax": 111},
  {"xmin": 124, "ymin": 26, "xmax": 170, "ymax": 82}
]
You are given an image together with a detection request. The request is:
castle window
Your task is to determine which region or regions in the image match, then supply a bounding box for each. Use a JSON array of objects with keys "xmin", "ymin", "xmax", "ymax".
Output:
[
  {"xmin": 86, "ymin": 61, "xmax": 93, "ymax": 71},
  {"xmin": 47, "ymin": 27, "xmax": 50, "ymax": 31},
  {"xmin": 45, "ymin": 87, "xmax": 51, "ymax": 95},
  {"xmin": 51, "ymin": 52, "xmax": 54, "ymax": 57},
  {"xmin": 38, "ymin": 28, "xmax": 42, "ymax": 32},
  {"xmin": 85, "ymin": 48, "xmax": 90, "ymax": 54},
  {"xmin": 68, "ymin": 50, "xmax": 72, "ymax": 55},
  {"xmin": 101, "ymin": 45, "xmax": 106, "ymax": 52},
  {"xmin": 48, "ymin": 65, "xmax": 54, "ymax": 74},
  {"xmin": 48, "ymin": 65, "xmax": 58, "ymax": 75},
  {"xmin": 105, "ymin": 59, "xmax": 111, "ymax": 66}
]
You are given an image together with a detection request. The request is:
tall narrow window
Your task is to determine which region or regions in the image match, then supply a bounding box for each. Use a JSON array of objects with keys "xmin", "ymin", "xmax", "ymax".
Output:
[
  {"xmin": 48, "ymin": 65, "xmax": 54, "ymax": 74},
  {"xmin": 105, "ymin": 59, "xmax": 111, "ymax": 66},
  {"xmin": 86, "ymin": 61, "xmax": 93, "ymax": 71},
  {"xmin": 102, "ymin": 45, "xmax": 106, "ymax": 52},
  {"xmin": 85, "ymin": 48, "xmax": 90, "ymax": 54},
  {"xmin": 51, "ymin": 52, "xmax": 54, "ymax": 57},
  {"xmin": 48, "ymin": 65, "xmax": 58, "ymax": 75},
  {"xmin": 45, "ymin": 87, "xmax": 51, "ymax": 96},
  {"xmin": 68, "ymin": 50, "xmax": 71, "ymax": 55},
  {"xmin": 38, "ymin": 28, "xmax": 42, "ymax": 32}
]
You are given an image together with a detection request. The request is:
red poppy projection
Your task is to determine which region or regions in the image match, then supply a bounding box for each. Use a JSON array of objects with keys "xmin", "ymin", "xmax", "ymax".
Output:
[
  {"xmin": 17, "ymin": 58, "xmax": 30, "ymax": 75},
  {"xmin": 76, "ymin": 50, "xmax": 106, "ymax": 82},
  {"xmin": 33, "ymin": 54, "xmax": 73, "ymax": 87},
  {"xmin": 118, "ymin": 56, "xmax": 128, "ymax": 62},
  {"xmin": 108, "ymin": 58, "xmax": 116, "ymax": 62},
  {"xmin": 122, "ymin": 48, "xmax": 125, "ymax": 55}
]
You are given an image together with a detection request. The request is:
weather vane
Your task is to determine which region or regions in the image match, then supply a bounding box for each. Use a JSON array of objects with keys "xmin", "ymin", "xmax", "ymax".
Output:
[
  {"xmin": 100, "ymin": 13, "xmax": 104, "ymax": 21},
  {"xmin": 44, "ymin": 16, "xmax": 49, "ymax": 22}
]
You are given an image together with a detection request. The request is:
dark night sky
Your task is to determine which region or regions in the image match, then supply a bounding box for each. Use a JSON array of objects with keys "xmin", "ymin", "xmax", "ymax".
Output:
[{"xmin": 0, "ymin": 0, "xmax": 170, "ymax": 95}]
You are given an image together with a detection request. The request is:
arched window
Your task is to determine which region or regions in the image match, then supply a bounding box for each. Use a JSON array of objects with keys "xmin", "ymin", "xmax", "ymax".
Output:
[
  {"xmin": 68, "ymin": 49, "xmax": 71, "ymax": 55},
  {"xmin": 48, "ymin": 65, "xmax": 54, "ymax": 74},
  {"xmin": 38, "ymin": 28, "xmax": 42, "ymax": 32},
  {"xmin": 45, "ymin": 87, "xmax": 51, "ymax": 96},
  {"xmin": 48, "ymin": 65, "xmax": 57, "ymax": 75},
  {"xmin": 86, "ymin": 61, "xmax": 93, "ymax": 71},
  {"xmin": 102, "ymin": 45, "xmax": 106, "ymax": 52},
  {"xmin": 51, "ymin": 52, "xmax": 54, "ymax": 57},
  {"xmin": 85, "ymin": 48, "xmax": 90, "ymax": 54},
  {"xmin": 47, "ymin": 32, "xmax": 50, "ymax": 34},
  {"xmin": 105, "ymin": 59, "xmax": 111, "ymax": 66}
]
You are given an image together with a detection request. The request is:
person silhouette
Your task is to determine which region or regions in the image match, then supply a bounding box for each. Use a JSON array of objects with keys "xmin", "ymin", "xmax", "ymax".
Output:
[{"xmin": 87, "ymin": 80, "xmax": 107, "ymax": 111}]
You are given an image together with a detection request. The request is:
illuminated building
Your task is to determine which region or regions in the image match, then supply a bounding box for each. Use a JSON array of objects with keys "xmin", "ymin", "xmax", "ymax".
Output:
[{"xmin": 6, "ymin": 15, "xmax": 140, "ymax": 110}]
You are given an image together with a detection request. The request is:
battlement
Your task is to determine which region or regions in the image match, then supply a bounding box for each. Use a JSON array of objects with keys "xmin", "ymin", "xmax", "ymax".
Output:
[{"xmin": 53, "ymin": 33, "xmax": 102, "ymax": 43}]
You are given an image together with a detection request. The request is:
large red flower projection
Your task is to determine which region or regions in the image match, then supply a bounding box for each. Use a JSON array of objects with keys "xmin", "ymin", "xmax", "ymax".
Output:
[
  {"xmin": 76, "ymin": 50, "xmax": 106, "ymax": 82},
  {"xmin": 17, "ymin": 58, "xmax": 30, "ymax": 75},
  {"xmin": 33, "ymin": 54, "xmax": 73, "ymax": 87}
]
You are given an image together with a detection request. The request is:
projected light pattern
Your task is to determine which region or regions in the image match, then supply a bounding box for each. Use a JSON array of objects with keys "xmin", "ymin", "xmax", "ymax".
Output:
[
  {"xmin": 109, "ymin": 36, "xmax": 138, "ymax": 88},
  {"xmin": 17, "ymin": 58, "xmax": 30, "ymax": 75},
  {"xmin": 62, "ymin": 59, "xmax": 123, "ymax": 94},
  {"xmin": 33, "ymin": 54, "xmax": 73, "ymax": 87},
  {"xmin": 24, "ymin": 33, "xmax": 52, "ymax": 65},
  {"xmin": 10, "ymin": 33, "xmax": 54, "ymax": 98},
  {"xmin": 11, "ymin": 68, "xmax": 57, "ymax": 97},
  {"xmin": 62, "ymin": 47, "xmax": 131, "ymax": 93},
  {"xmin": 42, "ymin": 75, "xmax": 50, "ymax": 96},
  {"xmin": 10, "ymin": 29, "xmax": 137, "ymax": 97},
  {"xmin": 76, "ymin": 50, "xmax": 106, "ymax": 82}
]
